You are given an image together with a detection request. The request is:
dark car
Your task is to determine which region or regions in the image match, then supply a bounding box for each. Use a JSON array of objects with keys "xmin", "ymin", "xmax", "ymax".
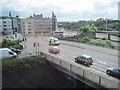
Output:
[
  {"xmin": 75, "ymin": 55, "xmax": 93, "ymax": 66},
  {"xmin": 48, "ymin": 47, "xmax": 60, "ymax": 54},
  {"xmin": 106, "ymin": 67, "xmax": 120, "ymax": 79},
  {"xmin": 10, "ymin": 48, "xmax": 21, "ymax": 54}
]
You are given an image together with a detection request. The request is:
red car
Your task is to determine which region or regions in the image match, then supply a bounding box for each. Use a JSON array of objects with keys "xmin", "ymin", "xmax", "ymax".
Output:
[{"xmin": 48, "ymin": 47, "xmax": 60, "ymax": 54}]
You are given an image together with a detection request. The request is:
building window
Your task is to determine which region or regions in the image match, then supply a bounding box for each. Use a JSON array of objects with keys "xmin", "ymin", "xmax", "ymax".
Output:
[
  {"xmin": 4, "ymin": 29, "xmax": 7, "ymax": 30},
  {"xmin": 28, "ymin": 22, "xmax": 31, "ymax": 24},
  {"xmin": 4, "ymin": 25, "xmax": 6, "ymax": 27},
  {"xmin": 3, "ymin": 22, "xmax": 6, "ymax": 23}
]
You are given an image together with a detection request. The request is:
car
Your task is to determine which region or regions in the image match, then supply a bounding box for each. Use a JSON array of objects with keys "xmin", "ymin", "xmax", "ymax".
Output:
[
  {"xmin": 48, "ymin": 37, "xmax": 60, "ymax": 46},
  {"xmin": 106, "ymin": 67, "xmax": 120, "ymax": 79},
  {"xmin": 75, "ymin": 55, "xmax": 93, "ymax": 66},
  {"xmin": 0, "ymin": 48, "xmax": 17, "ymax": 58},
  {"xmin": 10, "ymin": 48, "xmax": 21, "ymax": 54},
  {"xmin": 48, "ymin": 46, "xmax": 60, "ymax": 54}
]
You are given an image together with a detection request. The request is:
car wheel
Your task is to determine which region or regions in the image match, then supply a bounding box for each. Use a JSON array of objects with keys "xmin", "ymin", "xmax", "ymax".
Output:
[
  {"xmin": 75, "ymin": 59, "xmax": 77, "ymax": 62},
  {"xmin": 106, "ymin": 70, "xmax": 111, "ymax": 75},
  {"xmin": 85, "ymin": 62, "xmax": 89, "ymax": 66}
]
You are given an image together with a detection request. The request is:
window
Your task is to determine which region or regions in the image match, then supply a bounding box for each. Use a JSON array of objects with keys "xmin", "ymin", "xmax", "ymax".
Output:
[
  {"xmin": 8, "ymin": 52, "xmax": 13, "ymax": 55},
  {"xmin": 3, "ymin": 22, "xmax": 6, "ymax": 23}
]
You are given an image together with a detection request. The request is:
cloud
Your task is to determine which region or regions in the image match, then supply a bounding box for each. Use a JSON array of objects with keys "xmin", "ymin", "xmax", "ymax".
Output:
[{"xmin": 1, "ymin": 0, "xmax": 119, "ymax": 21}]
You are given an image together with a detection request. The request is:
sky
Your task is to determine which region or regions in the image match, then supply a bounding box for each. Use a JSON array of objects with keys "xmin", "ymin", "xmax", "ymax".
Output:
[{"xmin": 0, "ymin": 0, "xmax": 119, "ymax": 22}]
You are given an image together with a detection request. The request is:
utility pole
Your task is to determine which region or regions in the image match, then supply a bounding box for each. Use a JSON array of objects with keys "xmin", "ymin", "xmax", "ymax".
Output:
[{"xmin": 106, "ymin": 11, "xmax": 108, "ymax": 31}]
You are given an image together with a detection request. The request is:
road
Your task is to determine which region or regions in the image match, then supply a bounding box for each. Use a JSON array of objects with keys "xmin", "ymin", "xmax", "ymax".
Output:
[{"xmin": 19, "ymin": 35, "xmax": 119, "ymax": 73}]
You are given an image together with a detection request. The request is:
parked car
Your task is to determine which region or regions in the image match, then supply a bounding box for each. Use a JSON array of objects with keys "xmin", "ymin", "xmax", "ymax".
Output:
[
  {"xmin": 75, "ymin": 55, "xmax": 93, "ymax": 66},
  {"xmin": 0, "ymin": 48, "xmax": 17, "ymax": 59},
  {"xmin": 48, "ymin": 46, "xmax": 60, "ymax": 54},
  {"xmin": 10, "ymin": 48, "xmax": 21, "ymax": 54},
  {"xmin": 106, "ymin": 67, "xmax": 120, "ymax": 79}
]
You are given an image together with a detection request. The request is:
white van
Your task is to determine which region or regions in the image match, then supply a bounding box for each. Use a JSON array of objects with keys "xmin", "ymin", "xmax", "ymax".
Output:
[
  {"xmin": 48, "ymin": 37, "xmax": 60, "ymax": 46},
  {"xmin": 0, "ymin": 48, "xmax": 17, "ymax": 59}
]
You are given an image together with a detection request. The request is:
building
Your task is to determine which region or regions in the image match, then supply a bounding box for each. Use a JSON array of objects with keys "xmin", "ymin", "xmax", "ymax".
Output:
[
  {"xmin": 16, "ymin": 15, "xmax": 22, "ymax": 33},
  {"xmin": 21, "ymin": 11, "xmax": 57, "ymax": 35},
  {"xmin": 0, "ymin": 12, "xmax": 18, "ymax": 35},
  {"xmin": 0, "ymin": 16, "xmax": 12, "ymax": 35}
]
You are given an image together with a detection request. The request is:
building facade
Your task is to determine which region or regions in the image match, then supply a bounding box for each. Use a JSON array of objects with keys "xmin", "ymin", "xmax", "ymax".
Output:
[
  {"xmin": 0, "ymin": 12, "xmax": 18, "ymax": 35},
  {"xmin": 21, "ymin": 12, "xmax": 57, "ymax": 35},
  {"xmin": 0, "ymin": 16, "xmax": 12, "ymax": 35}
]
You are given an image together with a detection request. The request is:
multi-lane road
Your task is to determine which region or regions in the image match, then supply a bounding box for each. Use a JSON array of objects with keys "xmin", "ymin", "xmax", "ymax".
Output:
[{"xmin": 19, "ymin": 35, "xmax": 119, "ymax": 73}]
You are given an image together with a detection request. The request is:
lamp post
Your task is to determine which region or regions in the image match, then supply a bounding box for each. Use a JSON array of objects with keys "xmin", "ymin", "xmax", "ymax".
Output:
[{"xmin": 106, "ymin": 11, "xmax": 108, "ymax": 31}]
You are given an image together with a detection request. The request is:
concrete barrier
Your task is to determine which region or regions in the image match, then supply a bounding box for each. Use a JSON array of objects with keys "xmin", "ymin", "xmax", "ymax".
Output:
[
  {"xmin": 46, "ymin": 54, "xmax": 53, "ymax": 61},
  {"xmin": 84, "ymin": 70, "xmax": 100, "ymax": 84},
  {"xmin": 61, "ymin": 60, "xmax": 70, "ymax": 70},
  {"xmin": 40, "ymin": 52, "xmax": 120, "ymax": 89},
  {"xmin": 52, "ymin": 57, "xmax": 61, "ymax": 65},
  {"xmin": 101, "ymin": 77, "xmax": 119, "ymax": 88},
  {"xmin": 71, "ymin": 64, "xmax": 83, "ymax": 76}
]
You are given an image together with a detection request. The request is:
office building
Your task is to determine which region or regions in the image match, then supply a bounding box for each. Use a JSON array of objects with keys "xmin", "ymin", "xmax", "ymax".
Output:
[{"xmin": 21, "ymin": 11, "xmax": 57, "ymax": 35}]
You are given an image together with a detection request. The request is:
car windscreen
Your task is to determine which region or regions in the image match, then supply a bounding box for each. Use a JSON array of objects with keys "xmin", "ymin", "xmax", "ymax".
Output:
[{"xmin": 87, "ymin": 58, "xmax": 92, "ymax": 60}]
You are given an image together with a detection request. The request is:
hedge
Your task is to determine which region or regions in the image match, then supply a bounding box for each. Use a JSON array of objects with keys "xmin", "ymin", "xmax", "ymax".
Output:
[
  {"xmin": 2, "ymin": 56, "xmax": 47, "ymax": 73},
  {"xmin": 80, "ymin": 37, "xmax": 115, "ymax": 49}
]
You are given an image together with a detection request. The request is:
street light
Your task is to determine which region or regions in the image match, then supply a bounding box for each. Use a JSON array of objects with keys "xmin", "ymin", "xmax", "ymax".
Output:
[{"xmin": 106, "ymin": 11, "xmax": 109, "ymax": 31}]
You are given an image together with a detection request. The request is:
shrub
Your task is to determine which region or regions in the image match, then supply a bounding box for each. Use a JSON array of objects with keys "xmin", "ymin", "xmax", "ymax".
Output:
[
  {"xmin": 81, "ymin": 36, "xmax": 90, "ymax": 43},
  {"xmin": 105, "ymin": 40, "xmax": 112, "ymax": 45},
  {"xmin": 95, "ymin": 39, "xmax": 106, "ymax": 47},
  {"xmin": 2, "ymin": 56, "xmax": 47, "ymax": 73}
]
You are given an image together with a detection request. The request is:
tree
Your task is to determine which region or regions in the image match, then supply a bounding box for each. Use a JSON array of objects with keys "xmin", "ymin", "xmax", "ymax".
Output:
[{"xmin": 89, "ymin": 23, "xmax": 98, "ymax": 33}]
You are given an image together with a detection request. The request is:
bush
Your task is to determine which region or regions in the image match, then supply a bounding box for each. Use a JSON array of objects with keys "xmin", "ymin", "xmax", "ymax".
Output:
[
  {"xmin": 2, "ymin": 38, "xmax": 22, "ymax": 49},
  {"xmin": 2, "ymin": 56, "xmax": 47, "ymax": 73},
  {"xmin": 95, "ymin": 39, "xmax": 106, "ymax": 47},
  {"xmin": 81, "ymin": 36, "xmax": 90, "ymax": 43},
  {"xmin": 105, "ymin": 40, "xmax": 112, "ymax": 45}
]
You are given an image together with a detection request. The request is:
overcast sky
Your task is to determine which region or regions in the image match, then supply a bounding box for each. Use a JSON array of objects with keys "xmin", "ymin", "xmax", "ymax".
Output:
[{"xmin": 0, "ymin": 0, "xmax": 119, "ymax": 22}]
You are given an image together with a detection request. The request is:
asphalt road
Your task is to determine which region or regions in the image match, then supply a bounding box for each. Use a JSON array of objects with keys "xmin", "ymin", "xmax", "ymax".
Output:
[{"xmin": 19, "ymin": 35, "xmax": 119, "ymax": 73}]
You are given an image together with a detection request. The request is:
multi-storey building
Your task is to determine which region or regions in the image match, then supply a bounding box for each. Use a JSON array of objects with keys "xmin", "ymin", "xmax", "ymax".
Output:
[
  {"xmin": 21, "ymin": 11, "xmax": 57, "ymax": 35},
  {"xmin": 0, "ymin": 12, "xmax": 18, "ymax": 35},
  {"xmin": 0, "ymin": 16, "xmax": 12, "ymax": 35},
  {"xmin": 16, "ymin": 15, "xmax": 22, "ymax": 33}
]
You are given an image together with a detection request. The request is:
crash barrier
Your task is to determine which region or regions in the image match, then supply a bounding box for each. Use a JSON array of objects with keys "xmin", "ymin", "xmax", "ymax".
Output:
[
  {"xmin": 18, "ymin": 52, "xmax": 120, "ymax": 89},
  {"xmin": 40, "ymin": 52, "xmax": 120, "ymax": 89}
]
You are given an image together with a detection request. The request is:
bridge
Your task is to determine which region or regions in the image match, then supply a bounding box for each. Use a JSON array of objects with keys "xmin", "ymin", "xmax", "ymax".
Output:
[
  {"xmin": 97, "ymin": 27, "xmax": 119, "ymax": 40},
  {"xmin": 97, "ymin": 27, "xmax": 118, "ymax": 31},
  {"xmin": 40, "ymin": 52, "xmax": 120, "ymax": 89}
]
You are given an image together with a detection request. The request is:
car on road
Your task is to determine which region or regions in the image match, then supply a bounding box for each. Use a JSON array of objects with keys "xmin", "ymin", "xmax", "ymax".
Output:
[
  {"xmin": 75, "ymin": 55, "xmax": 93, "ymax": 66},
  {"xmin": 48, "ymin": 46, "xmax": 60, "ymax": 54},
  {"xmin": 106, "ymin": 67, "xmax": 120, "ymax": 79},
  {"xmin": 10, "ymin": 48, "xmax": 21, "ymax": 54},
  {"xmin": 48, "ymin": 37, "xmax": 60, "ymax": 46},
  {"xmin": 0, "ymin": 48, "xmax": 17, "ymax": 59}
]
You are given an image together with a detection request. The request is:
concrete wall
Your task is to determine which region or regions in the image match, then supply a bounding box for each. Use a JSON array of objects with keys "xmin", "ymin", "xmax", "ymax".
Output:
[{"xmin": 40, "ymin": 52, "xmax": 120, "ymax": 89}]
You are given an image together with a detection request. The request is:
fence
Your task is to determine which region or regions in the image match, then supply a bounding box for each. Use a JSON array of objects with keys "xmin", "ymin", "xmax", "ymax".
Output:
[{"xmin": 18, "ymin": 52, "xmax": 120, "ymax": 89}]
